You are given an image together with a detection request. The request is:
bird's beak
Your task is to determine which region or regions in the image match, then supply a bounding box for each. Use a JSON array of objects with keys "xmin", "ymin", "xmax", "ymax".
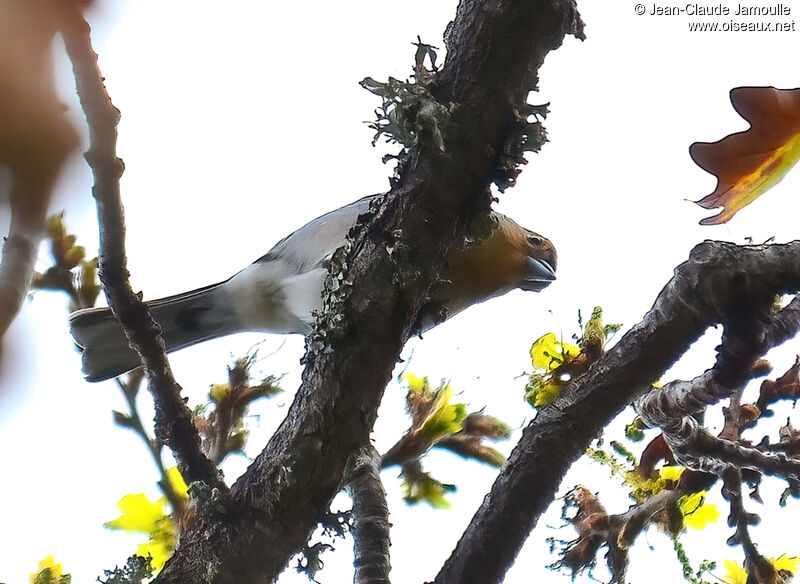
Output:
[{"xmin": 521, "ymin": 257, "xmax": 556, "ymax": 291}]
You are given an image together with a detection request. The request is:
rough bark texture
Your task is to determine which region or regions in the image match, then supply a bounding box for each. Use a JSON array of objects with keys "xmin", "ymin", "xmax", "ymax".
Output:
[
  {"xmin": 434, "ymin": 241, "xmax": 800, "ymax": 584},
  {"xmin": 348, "ymin": 445, "xmax": 391, "ymax": 584},
  {"xmin": 62, "ymin": 0, "xmax": 800, "ymax": 581},
  {"xmin": 637, "ymin": 297, "xmax": 800, "ymax": 478},
  {"xmin": 62, "ymin": 11, "xmax": 223, "ymax": 490},
  {"xmin": 153, "ymin": 1, "xmax": 583, "ymax": 582}
]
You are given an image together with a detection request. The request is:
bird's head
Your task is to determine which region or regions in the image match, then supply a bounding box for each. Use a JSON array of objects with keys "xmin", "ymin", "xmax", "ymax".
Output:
[
  {"xmin": 516, "ymin": 225, "xmax": 557, "ymax": 292},
  {"xmin": 439, "ymin": 212, "xmax": 556, "ymax": 311}
]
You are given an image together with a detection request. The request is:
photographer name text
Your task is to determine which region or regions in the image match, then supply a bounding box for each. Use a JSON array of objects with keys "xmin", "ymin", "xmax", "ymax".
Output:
[{"xmin": 648, "ymin": 3, "xmax": 791, "ymax": 15}]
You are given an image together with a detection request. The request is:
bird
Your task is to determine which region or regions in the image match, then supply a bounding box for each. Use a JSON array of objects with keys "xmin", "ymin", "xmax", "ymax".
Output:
[{"xmin": 69, "ymin": 194, "xmax": 557, "ymax": 382}]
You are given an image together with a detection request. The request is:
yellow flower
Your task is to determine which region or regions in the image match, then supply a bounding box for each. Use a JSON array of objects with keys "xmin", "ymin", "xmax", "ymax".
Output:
[
  {"xmin": 679, "ymin": 491, "xmax": 720, "ymax": 530},
  {"xmin": 29, "ymin": 556, "xmax": 66, "ymax": 584},
  {"xmin": 421, "ymin": 383, "xmax": 467, "ymax": 439},
  {"xmin": 683, "ymin": 502, "xmax": 720, "ymax": 529},
  {"xmin": 402, "ymin": 372, "xmax": 427, "ymax": 393},
  {"xmin": 531, "ymin": 378, "xmax": 563, "ymax": 407},
  {"xmin": 403, "ymin": 472, "xmax": 454, "ymax": 509},
  {"xmin": 723, "ymin": 559, "xmax": 747, "ymax": 584},
  {"xmin": 209, "ymin": 383, "xmax": 229, "ymax": 404},
  {"xmin": 658, "ymin": 465, "xmax": 685, "ymax": 482},
  {"xmin": 771, "ymin": 554, "xmax": 800, "ymax": 574},
  {"xmin": 105, "ymin": 493, "xmax": 167, "ymax": 533},
  {"xmin": 721, "ymin": 554, "xmax": 798, "ymax": 584},
  {"xmin": 530, "ymin": 333, "xmax": 579, "ymax": 372},
  {"xmin": 165, "ymin": 466, "xmax": 189, "ymax": 500},
  {"xmin": 106, "ymin": 481, "xmax": 185, "ymax": 574},
  {"xmin": 137, "ymin": 530, "xmax": 176, "ymax": 570}
]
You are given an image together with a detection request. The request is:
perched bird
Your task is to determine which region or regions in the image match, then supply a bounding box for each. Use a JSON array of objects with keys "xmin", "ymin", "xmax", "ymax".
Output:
[{"xmin": 69, "ymin": 195, "xmax": 556, "ymax": 382}]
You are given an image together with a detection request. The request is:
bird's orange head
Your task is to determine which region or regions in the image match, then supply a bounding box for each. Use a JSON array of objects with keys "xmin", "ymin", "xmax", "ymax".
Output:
[{"xmin": 438, "ymin": 212, "xmax": 556, "ymax": 314}]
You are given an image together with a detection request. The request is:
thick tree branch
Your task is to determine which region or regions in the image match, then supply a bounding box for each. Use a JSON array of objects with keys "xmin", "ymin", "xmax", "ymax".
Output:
[
  {"xmin": 638, "ymin": 298, "xmax": 800, "ymax": 426},
  {"xmin": 156, "ymin": 0, "xmax": 582, "ymax": 581},
  {"xmin": 347, "ymin": 445, "xmax": 391, "ymax": 584},
  {"xmin": 662, "ymin": 416, "xmax": 800, "ymax": 481},
  {"xmin": 60, "ymin": 11, "xmax": 222, "ymax": 490},
  {"xmin": 637, "ymin": 296, "xmax": 800, "ymax": 476},
  {"xmin": 433, "ymin": 0, "xmax": 585, "ymax": 191},
  {"xmin": 436, "ymin": 241, "xmax": 800, "ymax": 584}
]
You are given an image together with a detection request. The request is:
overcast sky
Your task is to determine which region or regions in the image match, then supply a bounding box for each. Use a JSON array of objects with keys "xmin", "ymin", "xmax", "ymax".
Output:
[{"xmin": 2, "ymin": 1, "xmax": 800, "ymax": 583}]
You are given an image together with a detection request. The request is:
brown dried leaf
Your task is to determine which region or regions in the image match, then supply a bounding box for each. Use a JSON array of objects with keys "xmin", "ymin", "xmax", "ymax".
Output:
[
  {"xmin": 691, "ymin": 87, "xmax": 800, "ymax": 225},
  {"xmin": 636, "ymin": 434, "xmax": 673, "ymax": 478},
  {"xmin": 756, "ymin": 357, "xmax": 800, "ymax": 413}
]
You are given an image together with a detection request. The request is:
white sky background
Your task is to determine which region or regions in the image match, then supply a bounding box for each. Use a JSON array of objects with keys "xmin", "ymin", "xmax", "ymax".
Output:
[{"xmin": 2, "ymin": 0, "xmax": 800, "ymax": 582}]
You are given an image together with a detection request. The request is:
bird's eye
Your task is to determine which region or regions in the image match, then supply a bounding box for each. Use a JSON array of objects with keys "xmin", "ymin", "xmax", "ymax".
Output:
[{"xmin": 527, "ymin": 234, "xmax": 543, "ymax": 247}]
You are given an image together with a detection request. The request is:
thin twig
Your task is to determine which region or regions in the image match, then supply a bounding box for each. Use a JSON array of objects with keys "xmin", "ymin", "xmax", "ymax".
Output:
[
  {"xmin": 722, "ymin": 469, "xmax": 778, "ymax": 582},
  {"xmin": 115, "ymin": 375, "xmax": 185, "ymax": 516},
  {"xmin": 60, "ymin": 9, "xmax": 223, "ymax": 491}
]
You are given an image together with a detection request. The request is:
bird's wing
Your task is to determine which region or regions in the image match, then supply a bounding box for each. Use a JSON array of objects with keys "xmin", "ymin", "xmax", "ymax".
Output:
[{"xmin": 254, "ymin": 194, "xmax": 380, "ymax": 271}]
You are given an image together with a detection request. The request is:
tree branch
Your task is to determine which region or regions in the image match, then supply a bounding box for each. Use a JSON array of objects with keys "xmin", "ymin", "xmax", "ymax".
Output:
[
  {"xmin": 722, "ymin": 468, "xmax": 779, "ymax": 583},
  {"xmin": 638, "ymin": 298, "xmax": 800, "ymax": 426},
  {"xmin": 114, "ymin": 373, "xmax": 186, "ymax": 517},
  {"xmin": 637, "ymin": 296, "xmax": 800, "ymax": 477},
  {"xmin": 347, "ymin": 445, "xmax": 391, "ymax": 584},
  {"xmin": 155, "ymin": 0, "xmax": 582, "ymax": 581},
  {"xmin": 554, "ymin": 485, "xmax": 686, "ymax": 583},
  {"xmin": 436, "ymin": 241, "xmax": 800, "ymax": 584},
  {"xmin": 60, "ymin": 10, "xmax": 223, "ymax": 491}
]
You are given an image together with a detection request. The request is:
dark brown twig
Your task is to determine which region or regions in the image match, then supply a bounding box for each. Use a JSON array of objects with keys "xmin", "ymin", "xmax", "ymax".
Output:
[
  {"xmin": 722, "ymin": 469, "xmax": 779, "ymax": 583},
  {"xmin": 60, "ymin": 10, "xmax": 223, "ymax": 491}
]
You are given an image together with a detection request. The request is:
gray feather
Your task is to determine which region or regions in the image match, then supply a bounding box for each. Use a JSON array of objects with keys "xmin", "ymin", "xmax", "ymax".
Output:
[{"xmin": 69, "ymin": 282, "xmax": 236, "ymax": 382}]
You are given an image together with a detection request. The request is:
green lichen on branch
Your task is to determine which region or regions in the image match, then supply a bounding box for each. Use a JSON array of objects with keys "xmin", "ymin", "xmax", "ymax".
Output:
[
  {"xmin": 97, "ymin": 555, "xmax": 154, "ymax": 584},
  {"xmin": 307, "ymin": 237, "xmax": 356, "ymax": 354},
  {"xmin": 493, "ymin": 102, "xmax": 550, "ymax": 192},
  {"xmin": 361, "ymin": 39, "xmax": 552, "ymax": 193},
  {"xmin": 585, "ymin": 441, "xmax": 675, "ymax": 504},
  {"xmin": 360, "ymin": 75, "xmax": 455, "ymax": 182}
]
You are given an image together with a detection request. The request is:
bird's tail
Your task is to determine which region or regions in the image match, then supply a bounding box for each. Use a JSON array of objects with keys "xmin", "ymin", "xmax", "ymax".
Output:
[{"xmin": 69, "ymin": 281, "xmax": 237, "ymax": 382}]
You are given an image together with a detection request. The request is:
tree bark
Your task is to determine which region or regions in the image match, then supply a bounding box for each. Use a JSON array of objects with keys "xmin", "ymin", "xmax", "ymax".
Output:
[
  {"xmin": 348, "ymin": 445, "xmax": 391, "ymax": 584},
  {"xmin": 435, "ymin": 241, "xmax": 800, "ymax": 584},
  {"xmin": 62, "ymin": 9, "xmax": 224, "ymax": 491},
  {"xmin": 154, "ymin": 0, "xmax": 583, "ymax": 582}
]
